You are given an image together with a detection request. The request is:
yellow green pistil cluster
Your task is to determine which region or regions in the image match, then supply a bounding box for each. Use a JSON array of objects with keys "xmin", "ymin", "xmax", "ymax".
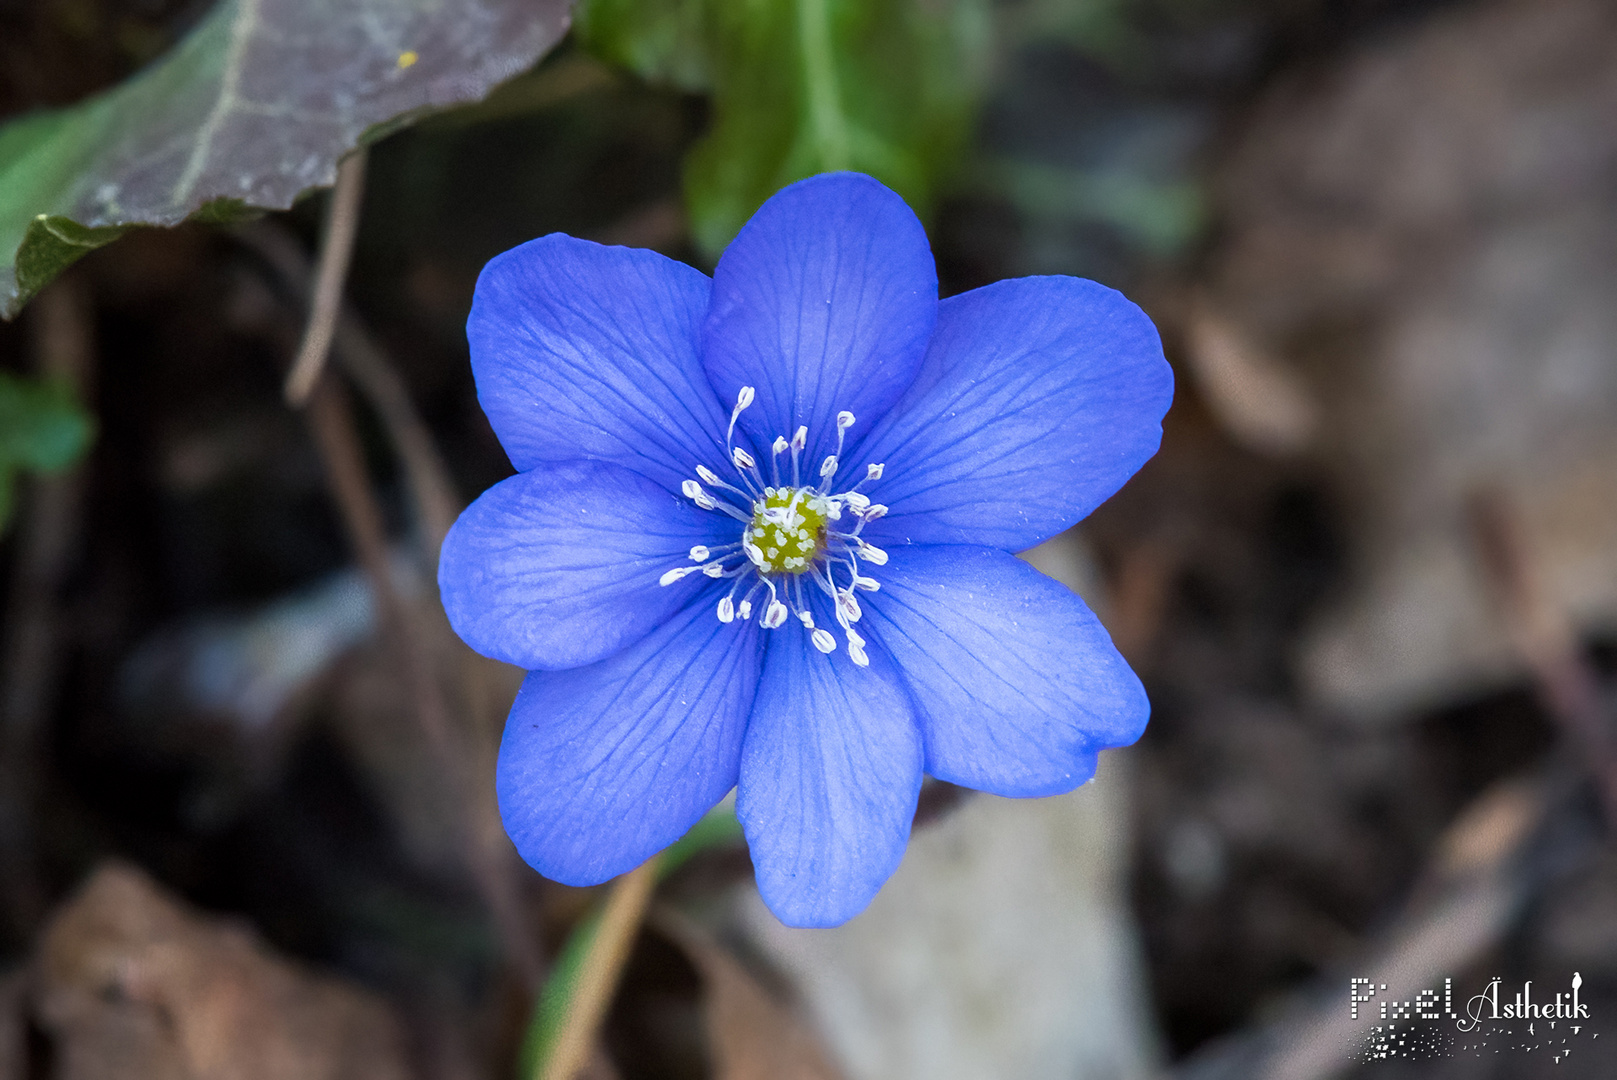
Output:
[{"xmin": 748, "ymin": 489, "xmax": 828, "ymax": 574}]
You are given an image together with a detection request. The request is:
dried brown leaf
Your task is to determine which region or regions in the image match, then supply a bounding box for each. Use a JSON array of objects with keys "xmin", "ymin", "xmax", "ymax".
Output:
[{"xmin": 33, "ymin": 862, "xmax": 411, "ymax": 1080}]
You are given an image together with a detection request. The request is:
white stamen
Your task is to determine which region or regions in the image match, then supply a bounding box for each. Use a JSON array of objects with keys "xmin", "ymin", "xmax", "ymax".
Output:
[
  {"xmin": 857, "ymin": 541, "xmax": 888, "ymax": 566},
  {"xmin": 686, "ymin": 404, "xmax": 900, "ymax": 661},
  {"xmin": 845, "ymin": 625, "xmax": 869, "ymax": 667}
]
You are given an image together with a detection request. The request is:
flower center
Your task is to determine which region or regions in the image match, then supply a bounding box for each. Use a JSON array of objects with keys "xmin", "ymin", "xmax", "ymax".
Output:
[
  {"xmin": 747, "ymin": 488, "xmax": 828, "ymax": 574},
  {"xmin": 658, "ymin": 386, "xmax": 889, "ymax": 666}
]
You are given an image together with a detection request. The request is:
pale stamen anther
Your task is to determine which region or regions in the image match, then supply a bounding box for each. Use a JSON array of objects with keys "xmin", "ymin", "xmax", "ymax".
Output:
[
  {"xmin": 812, "ymin": 629, "xmax": 838, "ymax": 654},
  {"xmin": 659, "ymin": 566, "xmax": 701, "ymax": 586},
  {"xmin": 857, "ymin": 541, "xmax": 888, "ymax": 565},
  {"xmin": 762, "ymin": 600, "xmax": 788, "ymax": 629}
]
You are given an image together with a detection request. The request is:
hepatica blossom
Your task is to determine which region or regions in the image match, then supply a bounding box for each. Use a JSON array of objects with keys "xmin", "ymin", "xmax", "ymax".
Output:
[{"xmin": 438, "ymin": 172, "xmax": 1172, "ymax": 927}]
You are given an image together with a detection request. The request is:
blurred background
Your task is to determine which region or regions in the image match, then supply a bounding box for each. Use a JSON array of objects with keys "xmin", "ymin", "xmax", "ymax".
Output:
[{"xmin": 1, "ymin": 0, "xmax": 1615, "ymax": 1077}]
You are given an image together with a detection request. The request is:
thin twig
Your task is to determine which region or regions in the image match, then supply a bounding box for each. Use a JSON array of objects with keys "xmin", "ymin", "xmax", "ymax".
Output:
[
  {"xmin": 0, "ymin": 276, "xmax": 95, "ymax": 940},
  {"xmin": 283, "ymin": 151, "xmax": 368, "ymax": 406},
  {"xmin": 539, "ymin": 857, "xmax": 662, "ymax": 1080},
  {"xmin": 301, "ymin": 375, "xmax": 543, "ymax": 988},
  {"xmin": 235, "ymin": 222, "xmax": 462, "ymax": 557}
]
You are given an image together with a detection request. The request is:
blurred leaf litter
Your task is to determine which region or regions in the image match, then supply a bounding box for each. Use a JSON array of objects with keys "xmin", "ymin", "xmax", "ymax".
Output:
[
  {"xmin": 576, "ymin": 0, "xmax": 993, "ymax": 255},
  {"xmin": 0, "ymin": 0, "xmax": 574, "ymax": 320}
]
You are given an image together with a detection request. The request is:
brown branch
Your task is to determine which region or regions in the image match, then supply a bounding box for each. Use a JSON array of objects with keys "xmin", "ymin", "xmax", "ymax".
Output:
[
  {"xmin": 301, "ymin": 376, "xmax": 542, "ymax": 989},
  {"xmin": 1173, "ymin": 772, "xmax": 1562, "ymax": 1080},
  {"xmin": 1467, "ymin": 487, "xmax": 1617, "ymax": 822},
  {"xmin": 333, "ymin": 317, "xmax": 461, "ymax": 557},
  {"xmin": 283, "ymin": 151, "xmax": 368, "ymax": 406}
]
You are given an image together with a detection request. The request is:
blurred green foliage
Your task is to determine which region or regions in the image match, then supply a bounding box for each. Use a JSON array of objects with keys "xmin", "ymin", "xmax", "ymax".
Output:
[
  {"xmin": 577, "ymin": 0, "xmax": 993, "ymax": 255},
  {"xmin": 0, "ymin": 372, "xmax": 94, "ymax": 530}
]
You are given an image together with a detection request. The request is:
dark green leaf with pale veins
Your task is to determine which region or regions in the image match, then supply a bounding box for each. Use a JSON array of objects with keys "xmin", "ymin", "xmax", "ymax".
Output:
[{"xmin": 0, "ymin": 0, "xmax": 573, "ymax": 319}]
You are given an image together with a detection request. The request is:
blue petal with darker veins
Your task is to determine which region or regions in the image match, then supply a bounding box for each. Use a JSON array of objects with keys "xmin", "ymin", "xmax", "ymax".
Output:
[
  {"xmin": 497, "ymin": 601, "xmax": 764, "ymax": 887},
  {"xmin": 702, "ymin": 173, "xmax": 937, "ymax": 464},
  {"xmin": 438, "ymin": 459, "xmax": 734, "ymax": 671},
  {"xmin": 864, "ymin": 545, "xmax": 1148, "ymax": 797},
  {"xmin": 736, "ymin": 592, "xmax": 923, "ymax": 927},
  {"xmin": 469, "ymin": 235, "xmax": 729, "ymax": 490},
  {"xmin": 852, "ymin": 276, "xmax": 1172, "ymax": 553}
]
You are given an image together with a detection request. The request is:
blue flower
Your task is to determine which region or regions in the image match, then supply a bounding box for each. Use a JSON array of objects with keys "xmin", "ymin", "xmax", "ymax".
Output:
[{"xmin": 438, "ymin": 172, "xmax": 1172, "ymax": 927}]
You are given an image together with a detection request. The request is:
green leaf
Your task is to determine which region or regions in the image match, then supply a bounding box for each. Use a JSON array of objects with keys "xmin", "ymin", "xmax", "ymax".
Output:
[
  {"xmin": 0, "ymin": 0, "xmax": 574, "ymax": 319},
  {"xmin": 0, "ymin": 373, "xmax": 95, "ymax": 474},
  {"xmin": 578, "ymin": 0, "xmax": 991, "ymax": 255},
  {"xmin": 516, "ymin": 803, "xmax": 744, "ymax": 1080}
]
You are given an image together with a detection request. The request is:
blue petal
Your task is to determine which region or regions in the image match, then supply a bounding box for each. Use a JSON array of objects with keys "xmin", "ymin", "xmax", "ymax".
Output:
[
  {"xmin": 497, "ymin": 601, "xmax": 763, "ymax": 886},
  {"xmin": 736, "ymin": 593, "xmax": 924, "ymax": 927},
  {"xmin": 438, "ymin": 459, "xmax": 733, "ymax": 671},
  {"xmin": 469, "ymin": 235, "xmax": 729, "ymax": 489},
  {"xmin": 703, "ymin": 173, "xmax": 937, "ymax": 464},
  {"xmin": 864, "ymin": 545, "xmax": 1148, "ymax": 797},
  {"xmin": 853, "ymin": 276, "xmax": 1172, "ymax": 553}
]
